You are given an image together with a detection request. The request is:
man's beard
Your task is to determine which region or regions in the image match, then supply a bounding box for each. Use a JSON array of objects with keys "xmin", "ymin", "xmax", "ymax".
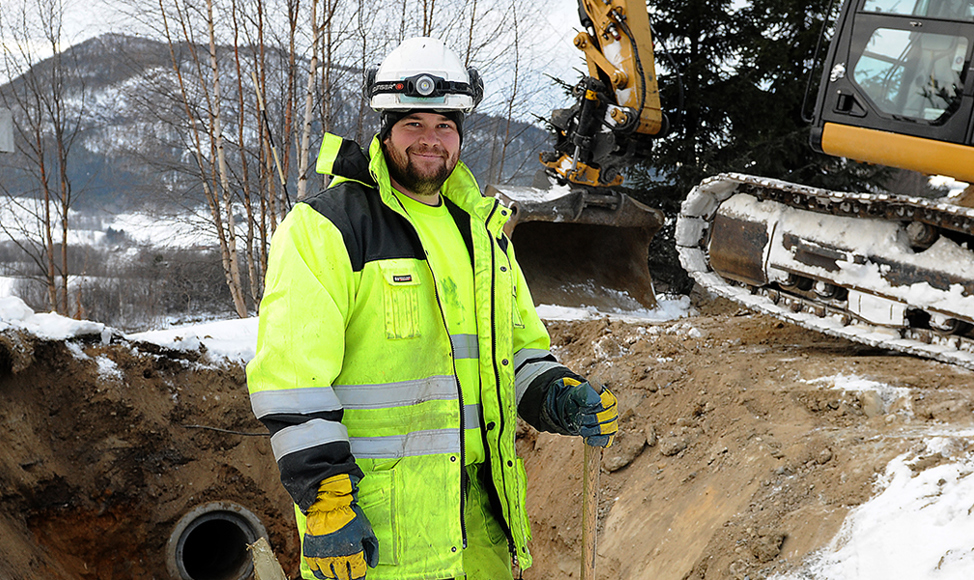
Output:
[{"xmin": 384, "ymin": 143, "xmax": 458, "ymax": 198}]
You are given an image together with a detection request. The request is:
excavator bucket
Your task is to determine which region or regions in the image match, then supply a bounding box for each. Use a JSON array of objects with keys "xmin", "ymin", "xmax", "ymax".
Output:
[{"xmin": 485, "ymin": 182, "xmax": 664, "ymax": 311}]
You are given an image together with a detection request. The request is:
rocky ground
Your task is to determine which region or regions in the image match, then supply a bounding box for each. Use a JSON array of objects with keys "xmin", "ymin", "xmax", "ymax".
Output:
[{"xmin": 1, "ymin": 295, "xmax": 973, "ymax": 579}]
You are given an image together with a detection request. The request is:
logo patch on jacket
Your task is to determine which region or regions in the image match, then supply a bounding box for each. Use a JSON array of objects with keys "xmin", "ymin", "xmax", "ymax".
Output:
[{"xmin": 393, "ymin": 274, "xmax": 412, "ymax": 283}]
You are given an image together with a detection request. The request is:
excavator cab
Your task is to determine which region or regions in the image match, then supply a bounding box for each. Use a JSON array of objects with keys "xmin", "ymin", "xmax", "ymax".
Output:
[
  {"xmin": 487, "ymin": 0, "xmax": 667, "ymax": 311},
  {"xmin": 811, "ymin": 0, "xmax": 974, "ymax": 183}
]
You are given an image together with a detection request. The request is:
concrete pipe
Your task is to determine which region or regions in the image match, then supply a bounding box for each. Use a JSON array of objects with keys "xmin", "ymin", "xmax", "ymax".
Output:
[{"xmin": 166, "ymin": 501, "xmax": 269, "ymax": 580}]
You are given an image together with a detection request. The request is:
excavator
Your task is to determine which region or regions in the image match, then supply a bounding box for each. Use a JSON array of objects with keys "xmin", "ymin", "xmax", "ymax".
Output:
[{"xmin": 488, "ymin": 0, "xmax": 974, "ymax": 370}]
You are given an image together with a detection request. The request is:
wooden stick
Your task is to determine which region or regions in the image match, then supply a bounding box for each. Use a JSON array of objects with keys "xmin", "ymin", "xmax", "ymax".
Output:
[
  {"xmin": 249, "ymin": 537, "xmax": 287, "ymax": 580},
  {"xmin": 581, "ymin": 443, "xmax": 602, "ymax": 580}
]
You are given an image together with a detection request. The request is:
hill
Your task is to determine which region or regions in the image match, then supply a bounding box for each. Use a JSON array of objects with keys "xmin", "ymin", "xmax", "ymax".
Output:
[{"xmin": 0, "ymin": 33, "xmax": 552, "ymax": 212}]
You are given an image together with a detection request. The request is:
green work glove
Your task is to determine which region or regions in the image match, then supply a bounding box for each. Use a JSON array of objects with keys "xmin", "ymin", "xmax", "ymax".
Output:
[
  {"xmin": 542, "ymin": 377, "xmax": 618, "ymax": 447},
  {"xmin": 304, "ymin": 474, "xmax": 379, "ymax": 580}
]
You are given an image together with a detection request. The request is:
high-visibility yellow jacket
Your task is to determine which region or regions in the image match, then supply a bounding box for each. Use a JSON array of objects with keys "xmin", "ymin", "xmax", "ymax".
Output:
[{"xmin": 246, "ymin": 134, "xmax": 575, "ymax": 579}]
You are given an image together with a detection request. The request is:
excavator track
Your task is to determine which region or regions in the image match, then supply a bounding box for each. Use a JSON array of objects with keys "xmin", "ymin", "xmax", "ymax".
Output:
[{"xmin": 676, "ymin": 173, "xmax": 974, "ymax": 370}]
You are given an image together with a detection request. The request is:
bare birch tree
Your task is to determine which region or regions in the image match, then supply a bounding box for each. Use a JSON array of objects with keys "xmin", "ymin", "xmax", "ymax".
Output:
[
  {"xmin": 108, "ymin": 0, "xmax": 554, "ymax": 315},
  {"xmin": 295, "ymin": 0, "xmax": 320, "ymax": 201},
  {"xmin": 0, "ymin": 0, "xmax": 85, "ymax": 315}
]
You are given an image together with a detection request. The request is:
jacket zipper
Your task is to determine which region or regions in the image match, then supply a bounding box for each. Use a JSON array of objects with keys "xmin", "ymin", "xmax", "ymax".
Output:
[{"xmin": 483, "ymin": 201, "xmax": 522, "ymax": 564}]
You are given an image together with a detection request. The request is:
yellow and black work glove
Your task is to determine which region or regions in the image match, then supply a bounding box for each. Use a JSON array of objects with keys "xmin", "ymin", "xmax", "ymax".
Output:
[
  {"xmin": 541, "ymin": 377, "xmax": 618, "ymax": 447},
  {"xmin": 304, "ymin": 473, "xmax": 379, "ymax": 580}
]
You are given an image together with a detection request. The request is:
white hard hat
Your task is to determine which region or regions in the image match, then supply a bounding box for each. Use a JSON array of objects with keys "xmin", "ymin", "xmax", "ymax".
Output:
[{"xmin": 366, "ymin": 37, "xmax": 483, "ymax": 113}]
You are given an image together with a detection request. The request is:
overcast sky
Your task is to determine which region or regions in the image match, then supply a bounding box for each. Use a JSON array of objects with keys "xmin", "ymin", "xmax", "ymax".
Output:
[{"xmin": 3, "ymin": 0, "xmax": 586, "ymax": 118}]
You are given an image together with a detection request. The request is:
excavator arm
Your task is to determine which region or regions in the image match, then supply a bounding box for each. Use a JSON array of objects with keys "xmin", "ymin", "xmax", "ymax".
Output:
[
  {"xmin": 540, "ymin": 0, "xmax": 667, "ymax": 187},
  {"xmin": 485, "ymin": 0, "xmax": 668, "ymax": 310}
]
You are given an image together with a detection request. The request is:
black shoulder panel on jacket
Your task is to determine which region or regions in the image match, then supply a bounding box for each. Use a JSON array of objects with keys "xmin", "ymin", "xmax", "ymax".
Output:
[
  {"xmin": 302, "ymin": 182, "xmax": 425, "ymax": 271},
  {"xmin": 332, "ymin": 140, "xmax": 376, "ymax": 187}
]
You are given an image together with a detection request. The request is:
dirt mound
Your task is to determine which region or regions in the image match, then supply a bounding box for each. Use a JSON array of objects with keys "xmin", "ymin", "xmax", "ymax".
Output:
[
  {"xmin": 0, "ymin": 331, "xmax": 299, "ymax": 579},
  {"xmin": 523, "ymin": 299, "xmax": 974, "ymax": 579},
  {"xmin": 2, "ymin": 297, "xmax": 973, "ymax": 579}
]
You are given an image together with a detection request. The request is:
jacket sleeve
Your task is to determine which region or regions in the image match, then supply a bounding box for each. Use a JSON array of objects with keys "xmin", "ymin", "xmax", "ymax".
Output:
[
  {"xmin": 505, "ymin": 237, "xmax": 584, "ymax": 433},
  {"xmin": 246, "ymin": 203, "xmax": 363, "ymax": 513}
]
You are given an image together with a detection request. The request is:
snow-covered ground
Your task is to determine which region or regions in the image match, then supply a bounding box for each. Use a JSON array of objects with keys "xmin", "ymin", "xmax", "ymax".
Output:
[
  {"xmin": 772, "ymin": 440, "xmax": 974, "ymax": 580},
  {"xmin": 0, "ymin": 199, "xmax": 221, "ymax": 249},
  {"xmin": 536, "ymin": 294, "xmax": 692, "ymax": 322},
  {"xmin": 0, "ymin": 277, "xmax": 16, "ymax": 297},
  {"xmin": 0, "ymin": 295, "xmax": 108, "ymax": 340}
]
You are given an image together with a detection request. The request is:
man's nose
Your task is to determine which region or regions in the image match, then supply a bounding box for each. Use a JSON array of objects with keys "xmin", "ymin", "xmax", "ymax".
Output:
[{"xmin": 416, "ymin": 125, "xmax": 441, "ymax": 145}]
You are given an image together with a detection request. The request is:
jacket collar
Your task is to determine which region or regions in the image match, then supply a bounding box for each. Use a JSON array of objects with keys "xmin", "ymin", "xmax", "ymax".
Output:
[{"xmin": 317, "ymin": 133, "xmax": 509, "ymax": 234}]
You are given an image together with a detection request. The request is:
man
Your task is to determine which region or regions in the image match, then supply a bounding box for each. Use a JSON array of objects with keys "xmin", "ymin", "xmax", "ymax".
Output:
[{"xmin": 246, "ymin": 37, "xmax": 618, "ymax": 580}]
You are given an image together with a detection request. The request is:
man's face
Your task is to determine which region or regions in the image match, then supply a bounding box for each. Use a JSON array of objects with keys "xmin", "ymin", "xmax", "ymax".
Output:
[{"xmin": 382, "ymin": 112, "xmax": 461, "ymax": 199}]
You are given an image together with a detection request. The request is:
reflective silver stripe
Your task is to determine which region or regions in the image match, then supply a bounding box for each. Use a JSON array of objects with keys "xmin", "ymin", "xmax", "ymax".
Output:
[
  {"xmin": 451, "ymin": 333, "xmax": 480, "ymax": 359},
  {"xmin": 333, "ymin": 376, "xmax": 457, "ymax": 409},
  {"xmin": 350, "ymin": 428, "xmax": 461, "ymax": 459},
  {"xmin": 513, "ymin": 348, "xmax": 562, "ymax": 406},
  {"xmin": 269, "ymin": 419, "xmax": 349, "ymax": 462},
  {"xmin": 250, "ymin": 387, "xmax": 343, "ymax": 419},
  {"xmin": 514, "ymin": 348, "xmax": 552, "ymax": 369},
  {"xmin": 464, "ymin": 403, "xmax": 482, "ymax": 431}
]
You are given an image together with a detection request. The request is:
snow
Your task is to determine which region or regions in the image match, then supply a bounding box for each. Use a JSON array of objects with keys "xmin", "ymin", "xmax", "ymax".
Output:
[
  {"xmin": 931, "ymin": 175, "xmax": 970, "ymax": 198},
  {"xmin": 0, "ymin": 197, "xmax": 227, "ymax": 250},
  {"xmin": 773, "ymin": 445, "xmax": 974, "ymax": 580},
  {"xmin": 96, "ymin": 355, "xmax": 124, "ymax": 381},
  {"xmin": 493, "ymin": 182, "xmax": 576, "ymax": 203},
  {"xmin": 0, "ymin": 277, "xmax": 17, "ymax": 297},
  {"xmin": 0, "ymin": 296, "xmax": 108, "ymax": 341},
  {"xmin": 105, "ymin": 211, "xmax": 217, "ymax": 248},
  {"xmin": 537, "ymin": 294, "xmax": 692, "ymax": 322},
  {"xmin": 767, "ymin": 376, "xmax": 974, "ymax": 580},
  {"xmin": 805, "ymin": 373, "xmax": 912, "ymax": 408},
  {"xmin": 130, "ymin": 317, "xmax": 260, "ymax": 364}
]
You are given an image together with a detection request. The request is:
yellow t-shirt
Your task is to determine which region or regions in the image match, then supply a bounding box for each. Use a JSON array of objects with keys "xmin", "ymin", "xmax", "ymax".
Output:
[{"xmin": 393, "ymin": 189, "xmax": 484, "ymax": 465}]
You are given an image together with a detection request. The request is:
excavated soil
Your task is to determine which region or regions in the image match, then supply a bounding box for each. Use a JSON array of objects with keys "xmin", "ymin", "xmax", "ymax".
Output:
[{"xmin": 2, "ymin": 294, "xmax": 973, "ymax": 579}]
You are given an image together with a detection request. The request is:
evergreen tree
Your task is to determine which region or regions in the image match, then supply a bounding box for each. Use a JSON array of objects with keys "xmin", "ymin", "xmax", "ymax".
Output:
[
  {"xmin": 629, "ymin": 0, "xmax": 746, "ymax": 211},
  {"xmin": 622, "ymin": 0, "xmax": 895, "ymax": 293},
  {"xmin": 629, "ymin": 0, "xmax": 889, "ymax": 207},
  {"xmin": 731, "ymin": 0, "xmax": 888, "ymax": 191}
]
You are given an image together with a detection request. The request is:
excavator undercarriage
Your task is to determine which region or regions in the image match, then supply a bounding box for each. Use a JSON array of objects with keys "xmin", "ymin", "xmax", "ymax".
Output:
[{"xmin": 678, "ymin": 173, "xmax": 974, "ymax": 370}]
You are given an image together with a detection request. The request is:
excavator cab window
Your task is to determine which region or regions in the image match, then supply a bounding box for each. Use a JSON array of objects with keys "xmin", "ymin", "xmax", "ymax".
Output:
[
  {"xmin": 861, "ymin": 0, "xmax": 974, "ymax": 20},
  {"xmin": 852, "ymin": 27, "xmax": 968, "ymax": 123}
]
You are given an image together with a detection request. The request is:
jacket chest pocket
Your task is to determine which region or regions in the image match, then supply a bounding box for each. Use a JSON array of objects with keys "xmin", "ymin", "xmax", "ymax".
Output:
[
  {"xmin": 498, "ymin": 249, "xmax": 523, "ymax": 329},
  {"xmin": 380, "ymin": 262, "xmax": 422, "ymax": 339}
]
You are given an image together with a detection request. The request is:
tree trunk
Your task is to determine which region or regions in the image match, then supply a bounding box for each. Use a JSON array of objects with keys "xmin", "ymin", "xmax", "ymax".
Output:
[
  {"xmin": 296, "ymin": 0, "xmax": 320, "ymax": 202},
  {"xmin": 206, "ymin": 0, "xmax": 249, "ymax": 318}
]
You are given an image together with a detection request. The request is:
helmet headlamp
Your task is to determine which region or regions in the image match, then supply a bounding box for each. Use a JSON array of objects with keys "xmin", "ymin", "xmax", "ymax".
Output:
[
  {"xmin": 366, "ymin": 37, "xmax": 484, "ymax": 113},
  {"xmin": 415, "ymin": 75, "xmax": 436, "ymax": 96},
  {"xmin": 369, "ymin": 73, "xmax": 479, "ymax": 102}
]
